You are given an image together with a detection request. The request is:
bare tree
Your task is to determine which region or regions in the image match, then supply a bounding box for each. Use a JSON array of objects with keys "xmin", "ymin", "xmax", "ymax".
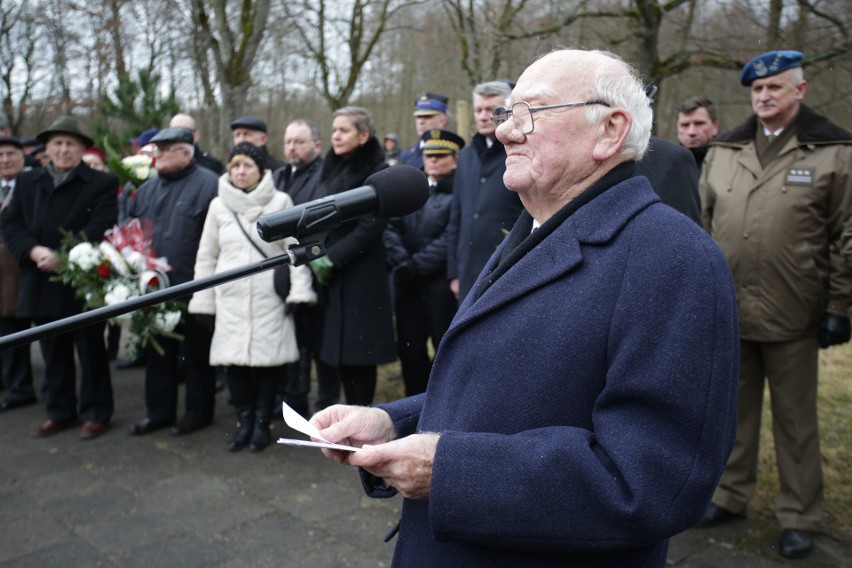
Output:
[
  {"xmin": 283, "ymin": 0, "xmax": 424, "ymax": 110},
  {"xmin": 0, "ymin": 1, "xmax": 38, "ymax": 131},
  {"xmin": 188, "ymin": 0, "xmax": 271, "ymax": 144}
]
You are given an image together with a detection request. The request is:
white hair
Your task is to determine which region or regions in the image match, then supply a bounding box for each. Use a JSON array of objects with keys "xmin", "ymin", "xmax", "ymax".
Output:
[{"xmin": 580, "ymin": 50, "xmax": 653, "ymax": 160}]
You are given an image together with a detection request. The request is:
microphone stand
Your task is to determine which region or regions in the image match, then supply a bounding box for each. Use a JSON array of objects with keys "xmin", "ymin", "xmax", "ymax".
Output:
[{"xmin": 0, "ymin": 241, "xmax": 326, "ymax": 352}]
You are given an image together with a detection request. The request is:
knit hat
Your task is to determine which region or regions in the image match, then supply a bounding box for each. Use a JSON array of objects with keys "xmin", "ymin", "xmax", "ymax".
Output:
[{"xmin": 228, "ymin": 142, "xmax": 267, "ymax": 172}]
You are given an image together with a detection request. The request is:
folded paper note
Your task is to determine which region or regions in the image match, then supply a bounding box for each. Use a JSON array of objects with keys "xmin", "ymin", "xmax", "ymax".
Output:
[{"xmin": 278, "ymin": 401, "xmax": 360, "ymax": 452}]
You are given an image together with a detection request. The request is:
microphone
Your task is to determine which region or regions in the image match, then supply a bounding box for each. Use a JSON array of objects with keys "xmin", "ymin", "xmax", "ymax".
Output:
[{"xmin": 257, "ymin": 164, "xmax": 429, "ymax": 242}]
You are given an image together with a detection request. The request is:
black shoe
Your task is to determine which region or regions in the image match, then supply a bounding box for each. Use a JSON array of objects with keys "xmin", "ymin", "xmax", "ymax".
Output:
[
  {"xmin": 695, "ymin": 503, "xmax": 744, "ymax": 528},
  {"xmin": 778, "ymin": 529, "xmax": 813, "ymax": 559},
  {"xmin": 227, "ymin": 409, "xmax": 255, "ymax": 452},
  {"xmin": 170, "ymin": 414, "xmax": 211, "ymax": 436},
  {"xmin": 128, "ymin": 417, "xmax": 171, "ymax": 436},
  {"xmin": 0, "ymin": 396, "xmax": 37, "ymax": 412}
]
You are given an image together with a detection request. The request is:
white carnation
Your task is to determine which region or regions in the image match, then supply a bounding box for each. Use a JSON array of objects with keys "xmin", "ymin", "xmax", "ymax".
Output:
[
  {"xmin": 154, "ymin": 310, "xmax": 182, "ymax": 332},
  {"xmin": 104, "ymin": 282, "xmax": 135, "ymax": 305},
  {"xmin": 68, "ymin": 242, "xmax": 99, "ymax": 270}
]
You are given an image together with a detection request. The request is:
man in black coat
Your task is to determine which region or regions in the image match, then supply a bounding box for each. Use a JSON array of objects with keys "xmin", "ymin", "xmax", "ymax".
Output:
[
  {"xmin": 272, "ymin": 118, "xmax": 324, "ymax": 417},
  {"xmin": 1, "ymin": 116, "xmax": 118, "ymax": 440},
  {"xmin": 273, "ymin": 119, "xmax": 324, "ymax": 203},
  {"xmin": 126, "ymin": 128, "xmax": 218, "ymax": 437},
  {"xmin": 636, "ymin": 136, "xmax": 701, "ymax": 224},
  {"xmin": 446, "ymin": 81, "xmax": 524, "ymax": 303},
  {"xmin": 384, "ymin": 129, "xmax": 463, "ymax": 396}
]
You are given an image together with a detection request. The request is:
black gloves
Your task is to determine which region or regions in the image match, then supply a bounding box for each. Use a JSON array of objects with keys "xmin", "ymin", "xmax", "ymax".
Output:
[{"xmin": 817, "ymin": 314, "xmax": 851, "ymax": 348}]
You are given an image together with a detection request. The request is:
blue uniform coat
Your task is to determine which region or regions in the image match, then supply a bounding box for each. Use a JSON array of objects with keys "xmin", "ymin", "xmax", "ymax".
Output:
[{"xmin": 372, "ymin": 173, "xmax": 740, "ymax": 567}]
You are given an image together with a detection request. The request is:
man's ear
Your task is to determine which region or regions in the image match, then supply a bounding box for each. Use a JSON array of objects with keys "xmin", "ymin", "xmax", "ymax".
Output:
[{"xmin": 592, "ymin": 109, "xmax": 631, "ymax": 161}]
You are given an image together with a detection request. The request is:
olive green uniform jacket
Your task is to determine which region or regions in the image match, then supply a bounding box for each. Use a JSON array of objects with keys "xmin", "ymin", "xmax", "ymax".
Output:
[{"xmin": 700, "ymin": 104, "xmax": 852, "ymax": 342}]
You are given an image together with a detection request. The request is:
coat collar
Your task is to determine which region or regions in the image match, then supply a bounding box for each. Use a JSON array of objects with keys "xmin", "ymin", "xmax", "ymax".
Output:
[
  {"xmin": 218, "ymin": 169, "xmax": 277, "ymax": 219},
  {"xmin": 713, "ymin": 104, "xmax": 852, "ymax": 147},
  {"xmin": 451, "ymin": 169, "xmax": 659, "ymax": 330}
]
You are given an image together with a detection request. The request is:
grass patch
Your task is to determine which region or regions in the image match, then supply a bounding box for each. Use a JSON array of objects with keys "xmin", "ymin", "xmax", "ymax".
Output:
[{"xmin": 751, "ymin": 341, "xmax": 852, "ymax": 545}]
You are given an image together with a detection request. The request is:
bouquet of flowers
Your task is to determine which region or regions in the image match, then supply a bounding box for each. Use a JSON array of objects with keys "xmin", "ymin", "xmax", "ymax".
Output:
[{"xmin": 52, "ymin": 219, "xmax": 183, "ymax": 355}]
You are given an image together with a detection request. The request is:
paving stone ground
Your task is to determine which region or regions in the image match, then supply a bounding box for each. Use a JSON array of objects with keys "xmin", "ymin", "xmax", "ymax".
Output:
[{"xmin": 0, "ymin": 347, "xmax": 849, "ymax": 567}]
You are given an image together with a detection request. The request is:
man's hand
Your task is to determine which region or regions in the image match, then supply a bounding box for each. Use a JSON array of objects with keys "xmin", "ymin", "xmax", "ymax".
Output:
[
  {"xmin": 29, "ymin": 245, "xmax": 59, "ymax": 272},
  {"xmin": 311, "ymin": 405, "xmax": 396, "ymax": 465},
  {"xmin": 818, "ymin": 314, "xmax": 852, "ymax": 348},
  {"xmin": 449, "ymin": 278, "xmax": 460, "ymax": 300},
  {"xmin": 349, "ymin": 434, "xmax": 439, "ymax": 500}
]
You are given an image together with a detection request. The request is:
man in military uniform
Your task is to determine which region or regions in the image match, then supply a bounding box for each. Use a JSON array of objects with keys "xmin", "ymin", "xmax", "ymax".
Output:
[
  {"xmin": 399, "ymin": 92, "xmax": 449, "ymax": 170},
  {"xmin": 698, "ymin": 50, "xmax": 852, "ymax": 559}
]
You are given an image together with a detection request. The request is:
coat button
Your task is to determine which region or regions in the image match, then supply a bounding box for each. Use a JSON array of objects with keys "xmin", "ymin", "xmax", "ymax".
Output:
[
  {"xmin": 726, "ymin": 186, "xmax": 732, "ymax": 192},
  {"xmin": 743, "ymin": 233, "xmax": 749, "ymax": 239},
  {"xmin": 479, "ymin": 177, "xmax": 486, "ymax": 184}
]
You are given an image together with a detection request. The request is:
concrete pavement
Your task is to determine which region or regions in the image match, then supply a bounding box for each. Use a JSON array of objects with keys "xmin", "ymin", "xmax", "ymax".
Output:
[{"xmin": 0, "ymin": 349, "xmax": 849, "ymax": 567}]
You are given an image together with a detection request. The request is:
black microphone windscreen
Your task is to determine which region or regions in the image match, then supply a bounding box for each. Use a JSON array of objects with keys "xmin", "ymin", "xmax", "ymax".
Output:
[{"xmin": 365, "ymin": 165, "xmax": 430, "ymax": 217}]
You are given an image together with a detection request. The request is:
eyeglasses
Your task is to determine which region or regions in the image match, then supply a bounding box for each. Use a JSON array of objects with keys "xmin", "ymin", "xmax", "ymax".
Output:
[{"xmin": 491, "ymin": 100, "xmax": 611, "ymax": 134}]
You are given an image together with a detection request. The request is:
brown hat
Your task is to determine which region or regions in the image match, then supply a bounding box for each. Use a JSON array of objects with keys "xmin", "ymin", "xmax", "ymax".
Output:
[{"xmin": 36, "ymin": 116, "xmax": 95, "ymax": 148}]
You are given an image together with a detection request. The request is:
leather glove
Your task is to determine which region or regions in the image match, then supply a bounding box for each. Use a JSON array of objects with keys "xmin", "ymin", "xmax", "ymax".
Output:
[
  {"xmin": 817, "ymin": 314, "xmax": 851, "ymax": 348},
  {"xmin": 309, "ymin": 256, "xmax": 334, "ymax": 286},
  {"xmin": 394, "ymin": 261, "xmax": 417, "ymax": 285}
]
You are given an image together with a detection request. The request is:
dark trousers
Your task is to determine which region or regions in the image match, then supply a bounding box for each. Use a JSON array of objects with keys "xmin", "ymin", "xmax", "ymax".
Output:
[
  {"xmin": 394, "ymin": 281, "xmax": 456, "ymax": 396},
  {"xmin": 36, "ymin": 320, "xmax": 112, "ymax": 422},
  {"xmin": 317, "ymin": 361, "xmax": 376, "ymax": 408},
  {"xmin": 227, "ymin": 366, "xmax": 279, "ymax": 416},
  {"xmin": 143, "ymin": 314, "xmax": 215, "ymax": 423},
  {"xmin": 279, "ymin": 307, "xmax": 317, "ymax": 416},
  {"xmin": 0, "ymin": 317, "xmax": 34, "ymax": 401}
]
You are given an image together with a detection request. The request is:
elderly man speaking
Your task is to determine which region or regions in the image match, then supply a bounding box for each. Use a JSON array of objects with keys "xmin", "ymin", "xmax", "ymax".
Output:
[{"xmin": 311, "ymin": 49, "xmax": 740, "ymax": 567}]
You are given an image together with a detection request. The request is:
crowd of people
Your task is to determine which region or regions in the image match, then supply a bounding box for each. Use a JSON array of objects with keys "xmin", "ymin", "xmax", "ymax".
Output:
[{"xmin": 0, "ymin": 46, "xmax": 849, "ymax": 564}]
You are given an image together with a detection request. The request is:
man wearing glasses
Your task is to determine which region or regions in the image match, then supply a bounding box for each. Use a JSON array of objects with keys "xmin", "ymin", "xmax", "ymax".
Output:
[
  {"xmin": 126, "ymin": 128, "xmax": 219, "ymax": 438},
  {"xmin": 312, "ymin": 49, "xmax": 740, "ymax": 567}
]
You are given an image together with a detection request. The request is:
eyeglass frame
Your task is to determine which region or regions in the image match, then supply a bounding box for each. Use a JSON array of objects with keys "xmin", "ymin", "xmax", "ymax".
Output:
[{"xmin": 491, "ymin": 100, "xmax": 611, "ymax": 134}]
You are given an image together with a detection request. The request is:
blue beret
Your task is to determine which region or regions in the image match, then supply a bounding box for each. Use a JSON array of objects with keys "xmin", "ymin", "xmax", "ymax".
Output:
[
  {"xmin": 229, "ymin": 116, "xmax": 268, "ymax": 133},
  {"xmin": 414, "ymin": 92, "xmax": 449, "ymax": 116},
  {"xmin": 740, "ymin": 50, "xmax": 803, "ymax": 86}
]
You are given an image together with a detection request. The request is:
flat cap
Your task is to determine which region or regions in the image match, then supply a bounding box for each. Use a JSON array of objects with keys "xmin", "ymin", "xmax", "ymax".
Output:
[
  {"xmin": 0, "ymin": 136, "xmax": 23, "ymax": 149},
  {"xmin": 421, "ymin": 129, "xmax": 465, "ymax": 157},
  {"xmin": 414, "ymin": 92, "xmax": 449, "ymax": 116},
  {"xmin": 229, "ymin": 116, "xmax": 268, "ymax": 132},
  {"xmin": 740, "ymin": 50, "xmax": 804, "ymax": 86},
  {"xmin": 150, "ymin": 127, "xmax": 194, "ymax": 145}
]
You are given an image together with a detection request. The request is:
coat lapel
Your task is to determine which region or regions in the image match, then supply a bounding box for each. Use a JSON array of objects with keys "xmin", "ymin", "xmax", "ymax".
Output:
[{"xmin": 446, "ymin": 177, "xmax": 659, "ymax": 337}]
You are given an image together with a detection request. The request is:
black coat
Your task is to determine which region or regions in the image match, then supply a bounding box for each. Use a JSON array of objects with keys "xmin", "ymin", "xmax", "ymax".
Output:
[
  {"xmin": 127, "ymin": 164, "xmax": 218, "ymax": 286},
  {"xmin": 195, "ymin": 146, "xmax": 225, "ymax": 175},
  {"xmin": 1, "ymin": 164, "xmax": 118, "ymax": 319},
  {"xmin": 272, "ymin": 156, "xmax": 324, "ymax": 205},
  {"xmin": 384, "ymin": 174, "xmax": 454, "ymax": 279},
  {"xmin": 446, "ymin": 134, "xmax": 524, "ymax": 301},
  {"xmin": 315, "ymin": 137, "xmax": 396, "ymax": 366},
  {"xmin": 636, "ymin": 137, "xmax": 701, "ymax": 224}
]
